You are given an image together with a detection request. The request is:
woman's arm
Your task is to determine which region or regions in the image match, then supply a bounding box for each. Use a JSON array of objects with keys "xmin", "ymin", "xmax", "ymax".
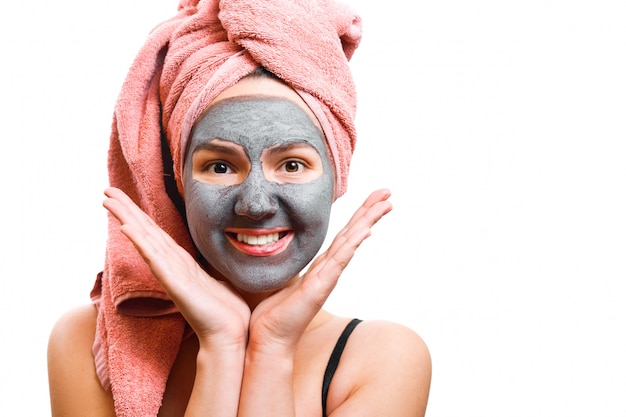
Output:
[{"xmin": 183, "ymin": 345, "xmax": 245, "ymax": 417}]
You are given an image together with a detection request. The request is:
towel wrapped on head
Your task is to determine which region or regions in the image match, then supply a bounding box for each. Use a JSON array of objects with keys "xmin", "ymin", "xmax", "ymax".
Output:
[{"xmin": 90, "ymin": 0, "xmax": 362, "ymax": 415}]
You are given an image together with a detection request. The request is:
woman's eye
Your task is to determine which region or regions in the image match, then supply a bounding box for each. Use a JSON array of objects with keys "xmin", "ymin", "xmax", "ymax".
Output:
[
  {"xmin": 283, "ymin": 160, "xmax": 303, "ymax": 173},
  {"xmin": 207, "ymin": 162, "xmax": 231, "ymax": 174}
]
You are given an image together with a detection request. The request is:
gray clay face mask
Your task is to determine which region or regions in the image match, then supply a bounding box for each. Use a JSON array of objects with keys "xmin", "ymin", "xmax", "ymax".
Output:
[{"xmin": 183, "ymin": 96, "xmax": 334, "ymax": 293}]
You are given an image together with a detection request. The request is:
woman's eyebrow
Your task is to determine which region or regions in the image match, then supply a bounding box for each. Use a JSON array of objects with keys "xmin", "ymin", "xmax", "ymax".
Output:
[
  {"xmin": 264, "ymin": 142, "xmax": 316, "ymax": 157},
  {"xmin": 192, "ymin": 140, "xmax": 242, "ymax": 155}
]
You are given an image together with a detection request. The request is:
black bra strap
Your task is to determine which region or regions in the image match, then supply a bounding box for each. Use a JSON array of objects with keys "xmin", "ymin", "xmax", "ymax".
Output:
[{"xmin": 321, "ymin": 318, "xmax": 362, "ymax": 417}]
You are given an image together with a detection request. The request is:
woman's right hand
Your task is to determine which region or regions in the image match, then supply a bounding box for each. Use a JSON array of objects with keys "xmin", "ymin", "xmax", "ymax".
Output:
[{"xmin": 103, "ymin": 187, "xmax": 250, "ymax": 350}]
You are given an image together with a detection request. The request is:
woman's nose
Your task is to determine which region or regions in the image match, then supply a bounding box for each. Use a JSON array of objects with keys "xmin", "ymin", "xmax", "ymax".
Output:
[{"xmin": 233, "ymin": 173, "xmax": 278, "ymax": 220}]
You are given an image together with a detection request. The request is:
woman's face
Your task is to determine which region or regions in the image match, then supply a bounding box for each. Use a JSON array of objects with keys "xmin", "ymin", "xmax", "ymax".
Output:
[{"xmin": 182, "ymin": 77, "xmax": 334, "ymax": 293}]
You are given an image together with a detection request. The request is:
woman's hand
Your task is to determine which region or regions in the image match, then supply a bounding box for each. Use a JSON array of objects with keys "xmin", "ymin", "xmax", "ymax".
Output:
[
  {"xmin": 248, "ymin": 188, "xmax": 393, "ymax": 355},
  {"xmin": 103, "ymin": 187, "xmax": 250, "ymax": 350},
  {"xmin": 236, "ymin": 189, "xmax": 392, "ymax": 416}
]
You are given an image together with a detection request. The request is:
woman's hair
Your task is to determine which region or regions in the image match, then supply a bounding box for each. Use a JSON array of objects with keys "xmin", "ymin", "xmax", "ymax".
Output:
[{"xmin": 247, "ymin": 66, "xmax": 280, "ymax": 80}]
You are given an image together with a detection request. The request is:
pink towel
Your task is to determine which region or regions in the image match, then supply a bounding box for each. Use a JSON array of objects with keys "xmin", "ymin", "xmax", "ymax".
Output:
[{"xmin": 90, "ymin": 0, "xmax": 362, "ymax": 415}]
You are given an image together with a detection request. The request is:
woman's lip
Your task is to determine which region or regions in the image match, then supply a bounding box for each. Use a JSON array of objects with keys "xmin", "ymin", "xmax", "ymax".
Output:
[
  {"xmin": 225, "ymin": 228, "xmax": 293, "ymax": 256},
  {"xmin": 225, "ymin": 227, "xmax": 291, "ymax": 235}
]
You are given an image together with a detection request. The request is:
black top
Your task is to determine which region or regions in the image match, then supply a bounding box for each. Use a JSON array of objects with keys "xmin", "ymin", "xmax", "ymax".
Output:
[{"xmin": 321, "ymin": 318, "xmax": 363, "ymax": 417}]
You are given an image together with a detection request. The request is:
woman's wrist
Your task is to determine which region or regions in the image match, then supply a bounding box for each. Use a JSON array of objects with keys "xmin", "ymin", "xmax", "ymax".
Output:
[
  {"xmin": 236, "ymin": 347, "xmax": 296, "ymax": 416},
  {"xmin": 185, "ymin": 346, "xmax": 246, "ymax": 417},
  {"xmin": 197, "ymin": 339, "xmax": 247, "ymax": 362},
  {"xmin": 195, "ymin": 325, "xmax": 249, "ymax": 353},
  {"xmin": 194, "ymin": 339, "xmax": 247, "ymax": 385},
  {"xmin": 244, "ymin": 345, "xmax": 295, "ymax": 369}
]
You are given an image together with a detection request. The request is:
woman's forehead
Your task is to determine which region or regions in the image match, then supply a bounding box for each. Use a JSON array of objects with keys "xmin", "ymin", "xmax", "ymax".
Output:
[
  {"xmin": 190, "ymin": 97, "xmax": 327, "ymax": 156},
  {"xmin": 208, "ymin": 76, "xmax": 323, "ymax": 131}
]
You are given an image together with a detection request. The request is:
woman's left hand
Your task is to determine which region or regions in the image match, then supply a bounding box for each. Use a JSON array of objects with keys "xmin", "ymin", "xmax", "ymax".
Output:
[{"xmin": 247, "ymin": 188, "xmax": 393, "ymax": 355}]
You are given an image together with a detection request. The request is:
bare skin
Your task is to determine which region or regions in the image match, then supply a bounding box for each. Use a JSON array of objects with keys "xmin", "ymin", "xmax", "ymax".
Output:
[
  {"xmin": 48, "ymin": 77, "xmax": 432, "ymax": 416},
  {"xmin": 48, "ymin": 304, "xmax": 430, "ymax": 416},
  {"xmin": 48, "ymin": 188, "xmax": 431, "ymax": 416}
]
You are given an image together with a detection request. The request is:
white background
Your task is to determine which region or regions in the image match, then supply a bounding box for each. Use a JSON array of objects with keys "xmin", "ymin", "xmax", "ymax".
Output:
[{"xmin": 1, "ymin": 0, "xmax": 625, "ymax": 415}]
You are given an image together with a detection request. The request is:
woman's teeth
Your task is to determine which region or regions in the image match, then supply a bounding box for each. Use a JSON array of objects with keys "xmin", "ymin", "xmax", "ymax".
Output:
[{"xmin": 236, "ymin": 232, "xmax": 281, "ymax": 246}]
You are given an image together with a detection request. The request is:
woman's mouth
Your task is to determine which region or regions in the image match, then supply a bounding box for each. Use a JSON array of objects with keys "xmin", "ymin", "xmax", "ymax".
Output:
[{"xmin": 226, "ymin": 229, "xmax": 293, "ymax": 256}]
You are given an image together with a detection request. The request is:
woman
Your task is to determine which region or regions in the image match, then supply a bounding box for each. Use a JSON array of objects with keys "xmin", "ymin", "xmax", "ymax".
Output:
[{"xmin": 47, "ymin": 1, "xmax": 431, "ymax": 416}]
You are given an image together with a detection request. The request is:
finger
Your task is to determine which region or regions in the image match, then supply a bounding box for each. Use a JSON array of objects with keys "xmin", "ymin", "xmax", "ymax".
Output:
[
  {"xmin": 301, "ymin": 190, "xmax": 393, "ymax": 298},
  {"xmin": 338, "ymin": 188, "xmax": 392, "ymax": 234},
  {"xmin": 103, "ymin": 187, "xmax": 159, "ymax": 231},
  {"xmin": 327, "ymin": 191, "xmax": 392, "ymax": 258},
  {"xmin": 103, "ymin": 188, "xmax": 193, "ymax": 283},
  {"xmin": 103, "ymin": 187, "xmax": 178, "ymax": 256},
  {"xmin": 315, "ymin": 190, "xmax": 392, "ymax": 272}
]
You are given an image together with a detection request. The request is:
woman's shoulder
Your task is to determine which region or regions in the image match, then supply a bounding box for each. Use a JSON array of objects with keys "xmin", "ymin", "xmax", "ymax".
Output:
[
  {"xmin": 48, "ymin": 304, "xmax": 99, "ymax": 371},
  {"xmin": 319, "ymin": 314, "xmax": 430, "ymax": 371},
  {"xmin": 350, "ymin": 319, "xmax": 431, "ymax": 379},
  {"xmin": 356, "ymin": 319, "xmax": 430, "ymax": 355},
  {"xmin": 49, "ymin": 304, "xmax": 98, "ymax": 339},
  {"xmin": 48, "ymin": 304, "xmax": 115, "ymax": 417},
  {"xmin": 48, "ymin": 304, "xmax": 99, "ymax": 362},
  {"xmin": 325, "ymin": 318, "xmax": 432, "ymax": 416}
]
